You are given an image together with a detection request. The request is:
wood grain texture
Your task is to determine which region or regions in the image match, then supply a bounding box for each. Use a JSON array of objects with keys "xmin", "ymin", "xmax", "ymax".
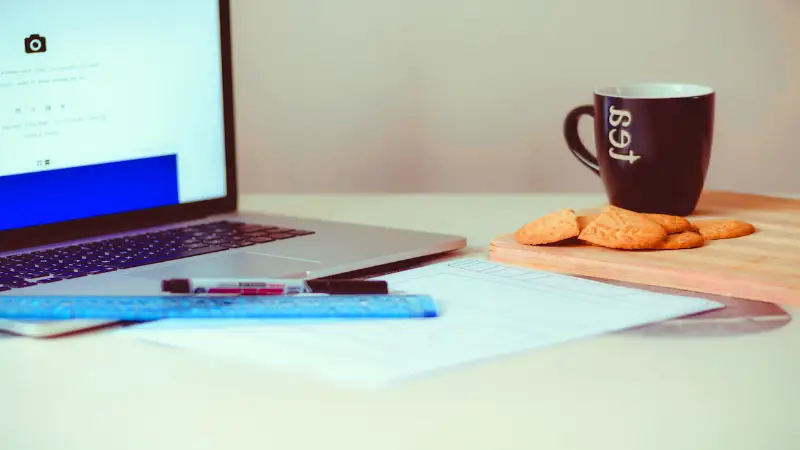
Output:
[{"xmin": 489, "ymin": 191, "xmax": 800, "ymax": 307}]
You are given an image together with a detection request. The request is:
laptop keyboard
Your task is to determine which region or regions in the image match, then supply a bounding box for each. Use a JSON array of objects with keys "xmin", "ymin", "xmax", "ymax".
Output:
[{"xmin": 0, "ymin": 220, "xmax": 315, "ymax": 292}]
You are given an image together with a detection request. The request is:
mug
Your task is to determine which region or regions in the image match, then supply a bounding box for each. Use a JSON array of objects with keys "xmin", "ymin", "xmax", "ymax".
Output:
[{"xmin": 563, "ymin": 83, "xmax": 715, "ymax": 216}]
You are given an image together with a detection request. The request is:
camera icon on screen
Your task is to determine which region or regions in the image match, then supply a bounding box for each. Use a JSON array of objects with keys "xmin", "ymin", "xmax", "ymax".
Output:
[{"xmin": 24, "ymin": 34, "xmax": 47, "ymax": 53}]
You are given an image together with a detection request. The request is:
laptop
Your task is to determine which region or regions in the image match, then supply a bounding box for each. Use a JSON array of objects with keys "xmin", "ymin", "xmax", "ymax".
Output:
[{"xmin": 0, "ymin": 0, "xmax": 466, "ymax": 337}]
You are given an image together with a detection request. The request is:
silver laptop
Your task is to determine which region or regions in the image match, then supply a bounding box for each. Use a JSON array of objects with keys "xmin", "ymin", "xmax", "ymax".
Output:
[{"xmin": 0, "ymin": 0, "xmax": 466, "ymax": 337}]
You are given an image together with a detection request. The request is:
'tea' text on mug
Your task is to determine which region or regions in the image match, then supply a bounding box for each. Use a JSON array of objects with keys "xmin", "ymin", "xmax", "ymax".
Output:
[{"xmin": 608, "ymin": 106, "xmax": 641, "ymax": 164}]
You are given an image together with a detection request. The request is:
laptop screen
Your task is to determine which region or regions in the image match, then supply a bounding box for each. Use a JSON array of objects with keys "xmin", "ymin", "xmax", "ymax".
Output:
[{"xmin": 0, "ymin": 0, "xmax": 229, "ymax": 232}]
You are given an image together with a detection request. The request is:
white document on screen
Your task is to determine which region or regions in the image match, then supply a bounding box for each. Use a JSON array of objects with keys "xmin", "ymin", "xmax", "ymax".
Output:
[{"xmin": 0, "ymin": 0, "xmax": 227, "ymax": 203}]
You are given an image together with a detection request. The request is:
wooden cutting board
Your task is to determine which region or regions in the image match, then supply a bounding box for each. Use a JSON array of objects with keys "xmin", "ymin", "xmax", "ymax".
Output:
[{"xmin": 489, "ymin": 191, "xmax": 800, "ymax": 307}]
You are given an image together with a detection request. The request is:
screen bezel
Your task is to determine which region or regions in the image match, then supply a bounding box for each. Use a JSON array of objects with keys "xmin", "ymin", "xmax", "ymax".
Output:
[{"xmin": 0, "ymin": 0, "xmax": 238, "ymax": 253}]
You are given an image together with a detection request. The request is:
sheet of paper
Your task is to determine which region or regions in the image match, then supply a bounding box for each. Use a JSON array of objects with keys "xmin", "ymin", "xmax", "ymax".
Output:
[{"xmin": 120, "ymin": 258, "xmax": 724, "ymax": 389}]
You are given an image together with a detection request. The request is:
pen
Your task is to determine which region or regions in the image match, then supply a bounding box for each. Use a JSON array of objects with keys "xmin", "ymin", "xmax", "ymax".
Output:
[{"xmin": 160, "ymin": 277, "xmax": 389, "ymax": 295}]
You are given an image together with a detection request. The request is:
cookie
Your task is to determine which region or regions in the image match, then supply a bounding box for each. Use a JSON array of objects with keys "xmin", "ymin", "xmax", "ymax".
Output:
[
  {"xmin": 577, "ymin": 214, "xmax": 598, "ymax": 231},
  {"xmin": 578, "ymin": 205, "xmax": 667, "ymax": 249},
  {"xmin": 649, "ymin": 231, "xmax": 705, "ymax": 250},
  {"xmin": 644, "ymin": 213, "xmax": 693, "ymax": 234},
  {"xmin": 514, "ymin": 209, "xmax": 580, "ymax": 245},
  {"xmin": 692, "ymin": 219, "xmax": 756, "ymax": 240}
]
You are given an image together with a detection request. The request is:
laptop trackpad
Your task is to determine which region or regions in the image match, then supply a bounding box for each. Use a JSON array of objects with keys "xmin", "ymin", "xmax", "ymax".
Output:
[{"xmin": 126, "ymin": 253, "xmax": 320, "ymax": 280}]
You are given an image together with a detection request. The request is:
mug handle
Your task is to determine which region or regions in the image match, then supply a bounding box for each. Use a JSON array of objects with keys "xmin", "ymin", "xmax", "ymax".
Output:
[{"xmin": 563, "ymin": 105, "xmax": 600, "ymax": 175}]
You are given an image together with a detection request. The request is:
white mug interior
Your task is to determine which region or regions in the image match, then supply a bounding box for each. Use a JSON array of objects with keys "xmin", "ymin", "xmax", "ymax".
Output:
[{"xmin": 595, "ymin": 83, "xmax": 714, "ymax": 99}]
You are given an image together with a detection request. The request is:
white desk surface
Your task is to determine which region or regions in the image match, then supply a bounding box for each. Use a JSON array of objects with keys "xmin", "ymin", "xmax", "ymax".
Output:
[{"xmin": 3, "ymin": 194, "xmax": 799, "ymax": 450}]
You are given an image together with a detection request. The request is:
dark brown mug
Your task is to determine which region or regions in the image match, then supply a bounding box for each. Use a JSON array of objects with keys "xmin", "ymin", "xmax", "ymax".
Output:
[{"xmin": 563, "ymin": 83, "xmax": 715, "ymax": 216}]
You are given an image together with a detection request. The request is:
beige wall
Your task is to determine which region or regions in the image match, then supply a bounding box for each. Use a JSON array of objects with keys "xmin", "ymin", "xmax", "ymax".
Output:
[{"xmin": 229, "ymin": 0, "xmax": 800, "ymax": 193}]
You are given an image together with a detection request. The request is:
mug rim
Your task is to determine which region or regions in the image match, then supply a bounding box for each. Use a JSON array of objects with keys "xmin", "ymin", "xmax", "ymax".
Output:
[{"xmin": 594, "ymin": 83, "xmax": 714, "ymax": 99}]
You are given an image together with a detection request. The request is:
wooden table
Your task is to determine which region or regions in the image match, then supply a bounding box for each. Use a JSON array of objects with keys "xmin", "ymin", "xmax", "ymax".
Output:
[{"xmin": 2, "ymin": 194, "xmax": 798, "ymax": 450}]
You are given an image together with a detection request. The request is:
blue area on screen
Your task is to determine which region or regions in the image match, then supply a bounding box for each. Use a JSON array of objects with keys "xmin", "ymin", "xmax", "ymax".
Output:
[{"xmin": 0, "ymin": 155, "xmax": 180, "ymax": 231}]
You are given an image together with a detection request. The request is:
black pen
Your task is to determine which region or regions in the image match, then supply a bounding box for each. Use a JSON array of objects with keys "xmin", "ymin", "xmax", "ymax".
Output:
[{"xmin": 161, "ymin": 277, "xmax": 389, "ymax": 295}]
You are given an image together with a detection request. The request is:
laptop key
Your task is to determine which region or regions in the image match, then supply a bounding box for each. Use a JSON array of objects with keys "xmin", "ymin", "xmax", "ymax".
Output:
[
  {"xmin": 229, "ymin": 240, "xmax": 256, "ymax": 248},
  {"xmin": 234, "ymin": 224, "xmax": 267, "ymax": 232},
  {"xmin": 85, "ymin": 267, "xmax": 117, "ymax": 275},
  {"xmin": 268, "ymin": 233, "xmax": 296, "ymax": 240},
  {"xmin": 61, "ymin": 273, "xmax": 88, "ymax": 279},
  {"xmin": 288, "ymin": 230, "xmax": 315, "ymax": 236}
]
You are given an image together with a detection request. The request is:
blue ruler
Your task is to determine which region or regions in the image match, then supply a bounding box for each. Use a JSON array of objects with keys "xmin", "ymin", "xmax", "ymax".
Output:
[{"xmin": 0, "ymin": 294, "xmax": 439, "ymax": 321}]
